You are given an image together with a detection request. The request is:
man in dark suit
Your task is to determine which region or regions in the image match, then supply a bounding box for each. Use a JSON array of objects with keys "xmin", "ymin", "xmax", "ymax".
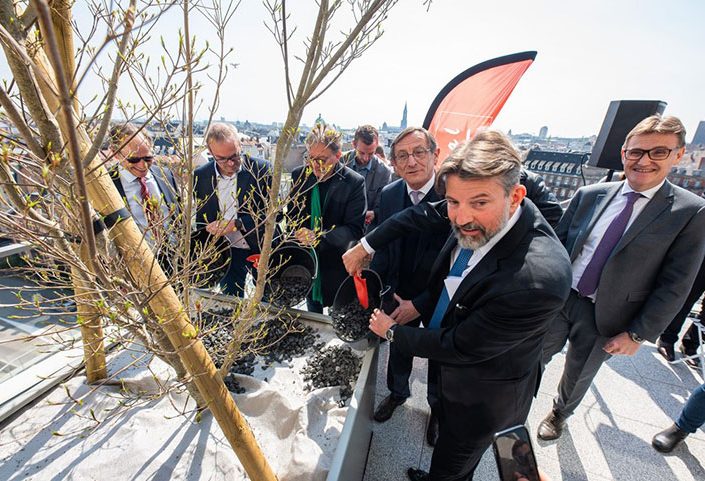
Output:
[
  {"xmin": 288, "ymin": 123, "xmax": 366, "ymax": 313},
  {"xmin": 367, "ymin": 127, "xmax": 449, "ymax": 445},
  {"xmin": 538, "ymin": 115, "xmax": 705, "ymax": 441},
  {"xmin": 193, "ymin": 122, "xmax": 272, "ymax": 296},
  {"xmin": 108, "ymin": 123, "xmax": 179, "ymax": 252},
  {"xmin": 344, "ymin": 129, "xmax": 573, "ymax": 481},
  {"xmin": 341, "ymin": 124, "xmax": 392, "ymax": 227}
]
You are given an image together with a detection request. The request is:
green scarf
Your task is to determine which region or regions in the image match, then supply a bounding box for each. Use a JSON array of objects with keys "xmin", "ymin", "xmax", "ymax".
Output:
[{"xmin": 310, "ymin": 184, "xmax": 323, "ymax": 303}]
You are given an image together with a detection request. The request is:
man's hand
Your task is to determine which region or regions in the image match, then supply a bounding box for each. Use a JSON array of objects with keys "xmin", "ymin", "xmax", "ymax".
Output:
[
  {"xmin": 390, "ymin": 294, "xmax": 420, "ymax": 325},
  {"xmin": 365, "ymin": 210, "xmax": 375, "ymax": 225},
  {"xmin": 295, "ymin": 227, "xmax": 317, "ymax": 246},
  {"xmin": 342, "ymin": 242, "xmax": 371, "ymax": 276},
  {"xmin": 206, "ymin": 220, "xmax": 235, "ymax": 237},
  {"xmin": 603, "ymin": 332, "xmax": 641, "ymax": 356},
  {"xmin": 369, "ymin": 308, "xmax": 395, "ymax": 338}
]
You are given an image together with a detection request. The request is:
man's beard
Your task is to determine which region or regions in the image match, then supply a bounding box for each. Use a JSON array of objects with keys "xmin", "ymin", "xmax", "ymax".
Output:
[{"xmin": 452, "ymin": 203, "xmax": 510, "ymax": 250}]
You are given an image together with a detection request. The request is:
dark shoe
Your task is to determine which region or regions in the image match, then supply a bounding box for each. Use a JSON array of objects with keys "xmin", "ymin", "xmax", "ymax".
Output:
[
  {"xmin": 426, "ymin": 412, "xmax": 439, "ymax": 446},
  {"xmin": 373, "ymin": 395, "xmax": 405, "ymax": 422},
  {"xmin": 657, "ymin": 340, "xmax": 675, "ymax": 362},
  {"xmin": 652, "ymin": 424, "xmax": 688, "ymax": 453},
  {"xmin": 407, "ymin": 468, "xmax": 430, "ymax": 481},
  {"xmin": 537, "ymin": 409, "xmax": 566, "ymax": 441},
  {"xmin": 679, "ymin": 344, "xmax": 701, "ymax": 369}
]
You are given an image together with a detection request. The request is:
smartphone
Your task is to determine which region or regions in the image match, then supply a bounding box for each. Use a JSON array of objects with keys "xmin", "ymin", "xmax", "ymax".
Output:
[{"xmin": 493, "ymin": 424, "xmax": 540, "ymax": 481}]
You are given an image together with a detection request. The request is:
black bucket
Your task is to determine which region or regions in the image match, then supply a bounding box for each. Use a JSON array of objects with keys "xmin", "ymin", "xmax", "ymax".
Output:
[
  {"xmin": 189, "ymin": 229, "xmax": 231, "ymax": 288},
  {"xmin": 266, "ymin": 244, "xmax": 318, "ymax": 307},
  {"xmin": 330, "ymin": 269, "xmax": 387, "ymax": 342}
]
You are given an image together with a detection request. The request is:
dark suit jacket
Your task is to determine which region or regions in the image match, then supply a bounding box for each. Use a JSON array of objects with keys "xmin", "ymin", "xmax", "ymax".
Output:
[
  {"xmin": 289, "ymin": 163, "xmax": 366, "ymax": 306},
  {"xmin": 110, "ymin": 164, "xmax": 180, "ymax": 217},
  {"xmin": 193, "ymin": 155, "xmax": 272, "ymax": 252},
  {"xmin": 341, "ymin": 151, "xmax": 392, "ymax": 218},
  {"xmin": 521, "ymin": 168, "xmax": 563, "ymax": 228},
  {"xmin": 557, "ymin": 180, "xmax": 705, "ymax": 341},
  {"xmin": 370, "ymin": 179, "xmax": 449, "ymax": 319},
  {"xmin": 366, "ymin": 199, "xmax": 572, "ymax": 441}
]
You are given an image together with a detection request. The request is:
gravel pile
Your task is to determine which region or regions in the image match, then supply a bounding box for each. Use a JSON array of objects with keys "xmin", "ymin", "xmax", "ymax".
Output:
[
  {"xmin": 198, "ymin": 307, "xmax": 324, "ymax": 393},
  {"xmin": 330, "ymin": 301, "xmax": 372, "ymax": 342},
  {"xmin": 301, "ymin": 345, "xmax": 362, "ymax": 406},
  {"xmin": 268, "ymin": 275, "xmax": 310, "ymax": 307}
]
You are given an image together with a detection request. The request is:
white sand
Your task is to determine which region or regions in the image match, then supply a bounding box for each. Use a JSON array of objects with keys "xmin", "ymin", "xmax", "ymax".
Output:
[{"xmin": 0, "ymin": 326, "xmax": 364, "ymax": 481}]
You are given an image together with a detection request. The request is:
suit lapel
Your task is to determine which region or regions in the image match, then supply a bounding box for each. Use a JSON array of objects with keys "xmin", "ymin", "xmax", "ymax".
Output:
[
  {"xmin": 572, "ymin": 184, "xmax": 621, "ymax": 260},
  {"xmin": 413, "ymin": 188, "xmax": 440, "ymax": 270},
  {"xmin": 151, "ymin": 167, "xmax": 172, "ymax": 204},
  {"xmin": 612, "ymin": 182, "xmax": 673, "ymax": 255},
  {"xmin": 322, "ymin": 165, "xmax": 344, "ymax": 214}
]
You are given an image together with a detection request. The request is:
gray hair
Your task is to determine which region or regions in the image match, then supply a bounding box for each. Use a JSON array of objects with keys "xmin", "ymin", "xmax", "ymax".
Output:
[
  {"xmin": 623, "ymin": 114, "xmax": 686, "ymax": 149},
  {"xmin": 305, "ymin": 123, "xmax": 343, "ymax": 153},
  {"xmin": 436, "ymin": 129, "xmax": 522, "ymax": 195},
  {"xmin": 390, "ymin": 127, "xmax": 438, "ymax": 161},
  {"xmin": 108, "ymin": 123, "xmax": 152, "ymax": 150},
  {"xmin": 205, "ymin": 122, "xmax": 240, "ymax": 147}
]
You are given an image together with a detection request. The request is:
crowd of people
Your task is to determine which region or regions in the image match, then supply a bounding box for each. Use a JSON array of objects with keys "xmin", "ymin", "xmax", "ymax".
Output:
[{"xmin": 109, "ymin": 114, "xmax": 705, "ymax": 481}]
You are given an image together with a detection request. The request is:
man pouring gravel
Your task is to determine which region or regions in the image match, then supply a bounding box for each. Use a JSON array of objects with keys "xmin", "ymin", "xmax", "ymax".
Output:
[{"xmin": 342, "ymin": 130, "xmax": 572, "ymax": 481}]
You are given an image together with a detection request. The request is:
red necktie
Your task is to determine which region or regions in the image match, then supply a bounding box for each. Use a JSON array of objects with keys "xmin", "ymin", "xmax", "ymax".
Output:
[{"xmin": 137, "ymin": 177, "xmax": 162, "ymax": 243}]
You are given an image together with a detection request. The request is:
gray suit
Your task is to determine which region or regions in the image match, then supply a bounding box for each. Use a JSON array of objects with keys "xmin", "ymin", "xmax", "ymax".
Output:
[
  {"xmin": 342, "ymin": 151, "xmax": 392, "ymax": 220},
  {"xmin": 544, "ymin": 180, "xmax": 705, "ymax": 416}
]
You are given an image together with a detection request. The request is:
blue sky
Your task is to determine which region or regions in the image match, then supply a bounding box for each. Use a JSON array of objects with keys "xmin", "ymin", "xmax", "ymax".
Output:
[{"xmin": 22, "ymin": 1, "xmax": 705, "ymax": 138}]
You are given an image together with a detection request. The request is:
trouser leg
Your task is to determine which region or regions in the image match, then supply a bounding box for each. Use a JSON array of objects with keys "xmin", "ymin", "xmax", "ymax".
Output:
[
  {"xmin": 552, "ymin": 293, "xmax": 610, "ymax": 417},
  {"xmin": 676, "ymin": 382, "xmax": 705, "ymax": 433},
  {"xmin": 386, "ymin": 339, "xmax": 414, "ymax": 400},
  {"xmin": 220, "ymin": 247, "xmax": 250, "ymax": 297}
]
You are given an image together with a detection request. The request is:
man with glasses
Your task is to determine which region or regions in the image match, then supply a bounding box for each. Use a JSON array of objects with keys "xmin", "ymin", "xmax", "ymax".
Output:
[
  {"xmin": 288, "ymin": 123, "xmax": 366, "ymax": 313},
  {"xmin": 538, "ymin": 115, "xmax": 705, "ymax": 441},
  {"xmin": 365, "ymin": 127, "xmax": 449, "ymax": 445},
  {"xmin": 194, "ymin": 122, "xmax": 272, "ymax": 296},
  {"xmin": 341, "ymin": 125, "xmax": 392, "ymax": 227},
  {"xmin": 109, "ymin": 123, "xmax": 179, "ymax": 251}
]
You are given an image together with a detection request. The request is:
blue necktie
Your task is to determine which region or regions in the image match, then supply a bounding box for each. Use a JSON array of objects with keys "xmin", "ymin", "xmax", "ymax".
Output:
[{"xmin": 427, "ymin": 248, "xmax": 473, "ymax": 329}]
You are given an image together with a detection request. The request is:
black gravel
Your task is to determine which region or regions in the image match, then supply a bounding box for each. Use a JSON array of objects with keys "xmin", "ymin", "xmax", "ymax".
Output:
[
  {"xmin": 330, "ymin": 301, "xmax": 372, "ymax": 342},
  {"xmin": 300, "ymin": 345, "xmax": 362, "ymax": 406},
  {"xmin": 268, "ymin": 271, "xmax": 311, "ymax": 307},
  {"xmin": 198, "ymin": 307, "xmax": 324, "ymax": 393}
]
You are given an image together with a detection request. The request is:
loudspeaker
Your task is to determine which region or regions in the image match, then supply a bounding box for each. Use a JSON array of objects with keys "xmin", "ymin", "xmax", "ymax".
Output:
[{"xmin": 589, "ymin": 100, "xmax": 667, "ymax": 170}]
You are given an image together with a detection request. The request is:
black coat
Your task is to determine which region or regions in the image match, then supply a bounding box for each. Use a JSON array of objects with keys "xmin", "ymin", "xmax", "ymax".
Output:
[
  {"xmin": 520, "ymin": 168, "xmax": 563, "ymax": 228},
  {"xmin": 370, "ymin": 179, "xmax": 449, "ymax": 319},
  {"xmin": 110, "ymin": 164, "xmax": 180, "ymax": 218},
  {"xmin": 366, "ymin": 199, "xmax": 572, "ymax": 445},
  {"xmin": 289, "ymin": 163, "xmax": 366, "ymax": 306},
  {"xmin": 193, "ymin": 155, "xmax": 272, "ymax": 252}
]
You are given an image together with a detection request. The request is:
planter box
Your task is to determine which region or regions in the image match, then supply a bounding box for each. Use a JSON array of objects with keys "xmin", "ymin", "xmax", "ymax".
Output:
[{"xmin": 192, "ymin": 289, "xmax": 379, "ymax": 481}]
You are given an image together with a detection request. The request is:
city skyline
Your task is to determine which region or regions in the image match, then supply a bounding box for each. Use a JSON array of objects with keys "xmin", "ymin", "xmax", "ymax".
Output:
[{"xmin": 3, "ymin": 1, "xmax": 703, "ymax": 140}]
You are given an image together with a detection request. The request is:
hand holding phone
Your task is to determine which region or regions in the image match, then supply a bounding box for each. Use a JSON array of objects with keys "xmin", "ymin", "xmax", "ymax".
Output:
[{"xmin": 493, "ymin": 424, "xmax": 541, "ymax": 481}]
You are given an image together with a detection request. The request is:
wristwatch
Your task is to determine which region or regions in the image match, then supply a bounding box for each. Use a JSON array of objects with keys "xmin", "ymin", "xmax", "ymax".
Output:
[
  {"xmin": 385, "ymin": 324, "xmax": 398, "ymax": 343},
  {"xmin": 628, "ymin": 331, "xmax": 644, "ymax": 344}
]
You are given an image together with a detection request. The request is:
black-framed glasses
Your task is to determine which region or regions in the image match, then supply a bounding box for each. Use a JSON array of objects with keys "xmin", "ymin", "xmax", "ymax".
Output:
[
  {"xmin": 213, "ymin": 152, "xmax": 242, "ymax": 163},
  {"xmin": 304, "ymin": 152, "xmax": 333, "ymax": 164},
  {"xmin": 394, "ymin": 147, "xmax": 430, "ymax": 165},
  {"xmin": 125, "ymin": 155, "xmax": 155, "ymax": 164},
  {"xmin": 624, "ymin": 147, "xmax": 676, "ymax": 161}
]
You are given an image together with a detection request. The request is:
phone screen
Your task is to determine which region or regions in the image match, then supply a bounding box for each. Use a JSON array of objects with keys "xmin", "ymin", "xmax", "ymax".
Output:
[{"xmin": 493, "ymin": 425, "xmax": 540, "ymax": 481}]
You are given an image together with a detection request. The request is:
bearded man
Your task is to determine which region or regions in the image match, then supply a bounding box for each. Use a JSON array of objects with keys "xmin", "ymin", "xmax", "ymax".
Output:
[{"xmin": 343, "ymin": 129, "xmax": 572, "ymax": 481}]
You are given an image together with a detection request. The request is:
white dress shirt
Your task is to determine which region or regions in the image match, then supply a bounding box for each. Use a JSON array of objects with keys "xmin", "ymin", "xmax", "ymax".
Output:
[
  {"xmin": 570, "ymin": 180, "xmax": 664, "ymax": 300},
  {"xmin": 215, "ymin": 163, "xmax": 249, "ymax": 249},
  {"xmin": 118, "ymin": 165, "xmax": 170, "ymax": 233}
]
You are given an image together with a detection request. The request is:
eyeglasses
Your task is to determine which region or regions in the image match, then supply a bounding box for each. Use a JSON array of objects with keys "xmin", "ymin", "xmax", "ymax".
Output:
[
  {"xmin": 125, "ymin": 155, "xmax": 155, "ymax": 164},
  {"xmin": 213, "ymin": 152, "xmax": 241, "ymax": 164},
  {"xmin": 394, "ymin": 148, "xmax": 430, "ymax": 165},
  {"xmin": 623, "ymin": 147, "xmax": 676, "ymax": 161},
  {"xmin": 304, "ymin": 153, "xmax": 333, "ymax": 164}
]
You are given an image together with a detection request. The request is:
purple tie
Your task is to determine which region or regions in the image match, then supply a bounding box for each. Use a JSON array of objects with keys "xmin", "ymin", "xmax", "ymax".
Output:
[
  {"xmin": 410, "ymin": 190, "xmax": 422, "ymax": 205},
  {"xmin": 577, "ymin": 191, "xmax": 642, "ymax": 297}
]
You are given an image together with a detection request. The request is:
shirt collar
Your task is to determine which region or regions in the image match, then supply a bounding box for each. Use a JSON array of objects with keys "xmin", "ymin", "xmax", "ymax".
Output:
[
  {"xmin": 406, "ymin": 173, "xmax": 436, "ymax": 197},
  {"xmin": 354, "ymin": 157, "xmax": 374, "ymax": 172},
  {"xmin": 622, "ymin": 179, "xmax": 664, "ymax": 199}
]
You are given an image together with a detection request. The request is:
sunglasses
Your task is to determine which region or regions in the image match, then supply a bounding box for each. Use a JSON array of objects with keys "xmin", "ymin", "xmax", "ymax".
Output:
[{"xmin": 125, "ymin": 155, "xmax": 155, "ymax": 164}]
